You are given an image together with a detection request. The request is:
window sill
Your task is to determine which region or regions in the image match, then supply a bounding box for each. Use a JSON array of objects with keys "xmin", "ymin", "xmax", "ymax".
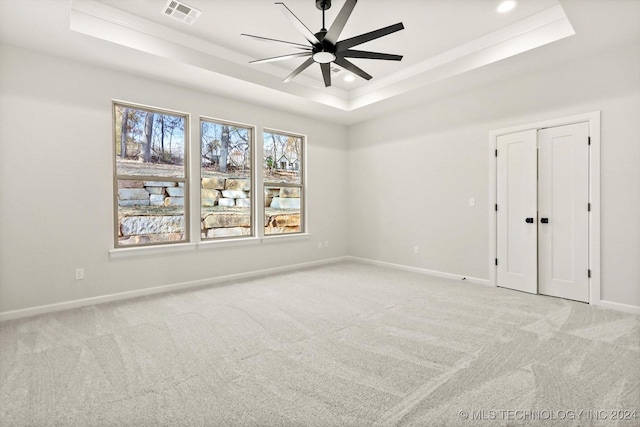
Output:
[
  {"xmin": 262, "ymin": 233, "xmax": 311, "ymax": 243},
  {"xmin": 197, "ymin": 237, "xmax": 262, "ymax": 250},
  {"xmin": 109, "ymin": 242, "xmax": 196, "ymax": 259},
  {"xmin": 109, "ymin": 234, "xmax": 311, "ymax": 258}
]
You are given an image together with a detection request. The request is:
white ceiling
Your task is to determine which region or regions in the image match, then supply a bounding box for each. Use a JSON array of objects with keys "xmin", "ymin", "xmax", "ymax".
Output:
[
  {"xmin": 0, "ymin": 0, "xmax": 638, "ymax": 125},
  {"xmin": 95, "ymin": 0, "xmax": 560, "ymax": 90}
]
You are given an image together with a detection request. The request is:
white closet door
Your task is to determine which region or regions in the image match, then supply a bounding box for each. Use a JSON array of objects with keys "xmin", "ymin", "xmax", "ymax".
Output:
[
  {"xmin": 496, "ymin": 130, "xmax": 538, "ymax": 294},
  {"xmin": 538, "ymin": 122, "xmax": 590, "ymax": 302}
]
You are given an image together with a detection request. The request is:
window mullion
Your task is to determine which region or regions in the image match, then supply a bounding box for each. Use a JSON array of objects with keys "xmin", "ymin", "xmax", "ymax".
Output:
[{"xmin": 255, "ymin": 128, "xmax": 265, "ymax": 237}]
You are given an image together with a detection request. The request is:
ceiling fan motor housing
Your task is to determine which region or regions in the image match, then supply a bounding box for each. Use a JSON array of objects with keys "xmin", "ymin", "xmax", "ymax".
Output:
[
  {"xmin": 314, "ymin": 29, "xmax": 333, "ymax": 50},
  {"xmin": 312, "ymin": 29, "xmax": 336, "ymax": 63}
]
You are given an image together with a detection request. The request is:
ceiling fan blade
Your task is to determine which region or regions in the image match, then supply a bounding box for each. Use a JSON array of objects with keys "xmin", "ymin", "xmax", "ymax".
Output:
[
  {"xmin": 241, "ymin": 33, "xmax": 311, "ymax": 50},
  {"xmin": 334, "ymin": 57, "xmax": 372, "ymax": 80},
  {"xmin": 324, "ymin": 0, "xmax": 357, "ymax": 45},
  {"xmin": 250, "ymin": 52, "xmax": 312, "ymax": 64},
  {"xmin": 339, "ymin": 49, "xmax": 403, "ymax": 61},
  {"xmin": 283, "ymin": 57, "xmax": 315, "ymax": 83},
  {"xmin": 336, "ymin": 22, "xmax": 404, "ymax": 52},
  {"xmin": 320, "ymin": 63, "xmax": 332, "ymax": 87},
  {"xmin": 275, "ymin": 2, "xmax": 321, "ymax": 46}
]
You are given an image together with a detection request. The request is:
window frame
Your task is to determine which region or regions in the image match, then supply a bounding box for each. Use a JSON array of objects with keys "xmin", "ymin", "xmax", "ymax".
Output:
[
  {"xmin": 112, "ymin": 100, "xmax": 190, "ymax": 249},
  {"xmin": 199, "ymin": 116, "xmax": 256, "ymax": 241},
  {"xmin": 263, "ymin": 128, "xmax": 306, "ymax": 237}
]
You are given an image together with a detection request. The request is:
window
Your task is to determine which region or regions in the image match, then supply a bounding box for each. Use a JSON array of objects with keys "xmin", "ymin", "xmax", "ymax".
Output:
[
  {"xmin": 200, "ymin": 118, "xmax": 254, "ymax": 239},
  {"xmin": 113, "ymin": 102, "xmax": 188, "ymax": 247},
  {"xmin": 263, "ymin": 130, "xmax": 304, "ymax": 235},
  {"xmin": 112, "ymin": 103, "xmax": 305, "ymax": 251}
]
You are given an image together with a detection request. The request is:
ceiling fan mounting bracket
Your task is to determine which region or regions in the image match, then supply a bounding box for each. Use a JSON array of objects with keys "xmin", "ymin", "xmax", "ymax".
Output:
[{"xmin": 315, "ymin": 0, "xmax": 332, "ymax": 11}]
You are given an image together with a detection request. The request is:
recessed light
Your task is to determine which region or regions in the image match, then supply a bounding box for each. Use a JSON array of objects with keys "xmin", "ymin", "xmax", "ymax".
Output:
[
  {"xmin": 344, "ymin": 74, "xmax": 355, "ymax": 82},
  {"xmin": 497, "ymin": 0, "xmax": 517, "ymax": 13}
]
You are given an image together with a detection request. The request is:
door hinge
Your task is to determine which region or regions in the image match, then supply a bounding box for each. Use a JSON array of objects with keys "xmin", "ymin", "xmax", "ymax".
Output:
[
  {"xmin": 588, "ymin": 203, "xmax": 591, "ymax": 212},
  {"xmin": 495, "ymin": 204, "xmax": 498, "ymax": 211},
  {"xmin": 495, "ymin": 258, "xmax": 498, "ymax": 266},
  {"xmin": 588, "ymin": 269, "xmax": 591, "ymax": 278},
  {"xmin": 495, "ymin": 149, "xmax": 498, "ymax": 157},
  {"xmin": 588, "ymin": 137, "xmax": 591, "ymax": 145}
]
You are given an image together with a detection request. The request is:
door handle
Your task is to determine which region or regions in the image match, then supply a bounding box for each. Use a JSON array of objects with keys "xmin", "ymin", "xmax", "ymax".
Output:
[
  {"xmin": 525, "ymin": 218, "xmax": 534, "ymax": 223},
  {"xmin": 541, "ymin": 218, "xmax": 549, "ymax": 224}
]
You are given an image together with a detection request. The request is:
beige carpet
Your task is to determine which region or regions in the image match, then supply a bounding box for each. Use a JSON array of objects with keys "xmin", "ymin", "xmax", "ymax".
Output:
[{"xmin": 1, "ymin": 261, "xmax": 639, "ymax": 426}]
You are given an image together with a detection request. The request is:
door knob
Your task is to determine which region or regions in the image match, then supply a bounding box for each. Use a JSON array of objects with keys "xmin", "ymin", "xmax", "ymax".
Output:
[
  {"xmin": 525, "ymin": 218, "xmax": 534, "ymax": 223},
  {"xmin": 541, "ymin": 218, "xmax": 549, "ymax": 224}
]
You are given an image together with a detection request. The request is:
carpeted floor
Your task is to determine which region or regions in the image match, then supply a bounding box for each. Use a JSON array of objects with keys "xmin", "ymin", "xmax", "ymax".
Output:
[{"xmin": 1, "ymin": 261, "xmax": 639, "ymax": 426}]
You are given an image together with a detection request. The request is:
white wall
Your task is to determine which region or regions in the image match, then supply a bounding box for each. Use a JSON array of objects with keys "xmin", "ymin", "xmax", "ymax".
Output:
[
  {"xmin": 348, "ymin": 41, "xmax": 640, "ymax": 308},
  {"xmin": 0, "ymin": 44, "xmax": 349, "ymax": 314},
  {"xmin": 2, "ymin": 38, "xmax": 639, "ymax": 316}
]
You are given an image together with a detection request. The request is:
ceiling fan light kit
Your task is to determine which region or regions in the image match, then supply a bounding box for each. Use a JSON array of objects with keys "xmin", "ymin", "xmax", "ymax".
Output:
[
  {"xmin": 241, "ymin": 0, "xmax": 405, "ymax": 87},
  {"xmin": 312, "ymin": 51, "xmax": 336, "ymax": 64}
]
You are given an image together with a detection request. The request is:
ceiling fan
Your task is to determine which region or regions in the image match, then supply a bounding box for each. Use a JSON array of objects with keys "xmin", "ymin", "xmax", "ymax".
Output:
[{"xmin": 241, "ymin": 0, "xmax": 404, "ymax": 87}]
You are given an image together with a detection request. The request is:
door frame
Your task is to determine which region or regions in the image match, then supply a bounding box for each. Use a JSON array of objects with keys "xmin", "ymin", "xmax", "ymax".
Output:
[{"xmin": 488, "ymin": 111, "xmax": 601, "ymax": 304}]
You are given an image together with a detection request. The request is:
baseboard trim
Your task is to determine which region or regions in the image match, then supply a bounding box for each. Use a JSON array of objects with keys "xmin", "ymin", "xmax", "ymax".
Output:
[
  {"xmin": 594, "ymin": 299, "xmax": 640, "ymax": 315},
  {"xmin": 0, "ymin": 256, "xmax": 349, "ymax": 322},
  {"xmin": 5, "ymin": 256, "xmax": 635, "ymax": 321},
  {"xmin": 348, "ymin": 257, "xmax": 640, "ymax": 314},
  {"xmin": 346, "ymin": 256, "xmax": 491, "ymax": 286}
]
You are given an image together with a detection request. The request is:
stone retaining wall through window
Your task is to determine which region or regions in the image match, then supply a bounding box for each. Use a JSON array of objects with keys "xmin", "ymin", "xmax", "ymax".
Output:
[{"xmin": 117, "ymin": 176, "xmax": 300, "ymax": 244}]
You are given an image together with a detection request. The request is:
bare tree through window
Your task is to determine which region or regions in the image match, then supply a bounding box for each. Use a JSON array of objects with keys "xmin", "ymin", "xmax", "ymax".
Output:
[
  {"xmin": 263, "ymin": 131, "xmax": 304, "ymax": 235},
  {"xmin": 200, "ymin": 119, "xmax": 253, "ymax": 240},
  {"xmin": 113, "ymin": 103, "xmax": 188, "ymax": 247}
]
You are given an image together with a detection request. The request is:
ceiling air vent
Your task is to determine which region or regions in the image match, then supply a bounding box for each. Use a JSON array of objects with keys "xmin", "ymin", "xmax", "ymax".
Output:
[{"xmin": 162, "ymin": 0, "xmax": 201, "ymax": 25}]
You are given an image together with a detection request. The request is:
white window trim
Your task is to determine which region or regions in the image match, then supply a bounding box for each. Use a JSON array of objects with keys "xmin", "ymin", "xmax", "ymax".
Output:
[
  {"xmin": 112, "ymin": 100, "xmax": 191, "ymax": 249},
  {"xmin": 199, "ymin": 116, "xmax": 257, "ymax": 243},
  {"xmin": 108, "ymin": 233, "xmax": 313, "ymax": 259},
  {"xmin": 109, "ymin": 242, "xmax": 196, "ymax": 258},
  {"xmin": 110, "ymin": 108, "xmax": 309, "ymax": 256},
  {"xmin": 262, "ymin": 128, "xmax": 307, "ymax": 237}
]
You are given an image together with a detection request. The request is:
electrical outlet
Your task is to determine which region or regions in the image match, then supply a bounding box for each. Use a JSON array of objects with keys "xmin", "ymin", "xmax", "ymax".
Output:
[
  {"xmin": 469, "ymin": 197, "xmax": 476, "ymax": 207},
  {"xmin": 75, "ymin": 268, "xmax": 84, "ymax": 280},
  {"xmin": 324, "ymin": 241, "xmax": 329, "ymax": 248},
  {"xmin": 413, "ymin": 246, "xmax": 419, "ymax": 254}
]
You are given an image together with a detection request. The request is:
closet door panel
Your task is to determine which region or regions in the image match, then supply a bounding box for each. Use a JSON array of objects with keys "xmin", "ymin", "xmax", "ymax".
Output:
[
  {"xmin": 496, "ymin": 130, "xmax": 538, "ymax": 294},
  {"xmin": 538, "ymin": 122, "xmax": 589, "ymax": 302}
]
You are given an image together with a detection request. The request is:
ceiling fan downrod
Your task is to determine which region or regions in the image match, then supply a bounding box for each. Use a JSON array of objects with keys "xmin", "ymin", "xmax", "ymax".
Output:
[
  {"xmin": 313, "ymin": 0, "xmax": 333, "ymax": 63},
  {"xmin": 316, "ymin": 0, "xmax": 331, "ymax": 31}
]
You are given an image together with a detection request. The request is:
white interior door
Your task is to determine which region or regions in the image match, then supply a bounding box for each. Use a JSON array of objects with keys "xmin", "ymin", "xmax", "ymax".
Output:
[
  {"xmin": 496, "ymin": 130, "xmax": 538, "ymax": 294},
  {"xmin": 538, "ymin": 123, "xmax": 590, "ymax": 302}
]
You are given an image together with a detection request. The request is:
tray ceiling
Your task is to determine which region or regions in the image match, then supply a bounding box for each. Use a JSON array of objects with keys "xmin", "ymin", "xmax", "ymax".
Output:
[{"xmin": 1, "ymin": 0, "xmax": 638, "ymax": 124}]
